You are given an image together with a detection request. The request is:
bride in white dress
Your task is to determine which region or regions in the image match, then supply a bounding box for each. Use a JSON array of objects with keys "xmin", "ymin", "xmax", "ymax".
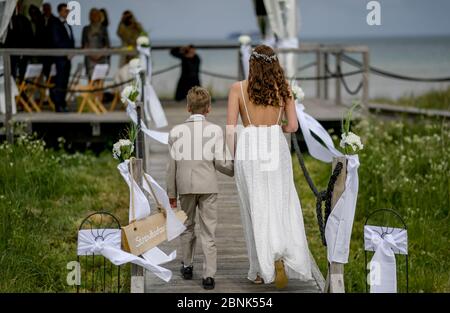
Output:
[{"xmin": 226, "ymin": 45, "xmax": 312, "ymax": 288}]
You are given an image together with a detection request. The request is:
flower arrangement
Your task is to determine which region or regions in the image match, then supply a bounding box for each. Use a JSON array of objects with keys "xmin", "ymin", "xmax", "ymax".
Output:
[
  {"xmin": 340, "ymin": 102, "xmax": 364, "ymax": 154},
  {"xmin": 136, "ymin": 33, "xmax": 150, "ymax": 48},
  {"xmin": 291, "ymin": 84, "xmax": 305, "ymax": 101},
  {"xmin": 121, "ymin": 84, "xmax": 139, "ymax": 104},
  {"xmin": 112, "ymin": 124, "xmax": 138, "ymax": 162},
  {"xmin": 238, "ymin": 34, "xmax": 251, "ymax": 45}
]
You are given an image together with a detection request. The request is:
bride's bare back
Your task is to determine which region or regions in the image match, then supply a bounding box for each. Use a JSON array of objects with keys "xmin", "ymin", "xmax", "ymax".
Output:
[
  {"xmin": 227, "ymin": 80, "xmax": 298, "ymax": 131},
  {"xmin": 238, "ymin": 80, "xmax": 283, "ymax": 127}
]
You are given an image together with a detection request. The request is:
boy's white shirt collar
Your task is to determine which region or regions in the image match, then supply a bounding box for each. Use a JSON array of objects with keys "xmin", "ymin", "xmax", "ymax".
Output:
[{"xmin": 186, "ymin": 114, "xmax": 205, "ymax": 122}]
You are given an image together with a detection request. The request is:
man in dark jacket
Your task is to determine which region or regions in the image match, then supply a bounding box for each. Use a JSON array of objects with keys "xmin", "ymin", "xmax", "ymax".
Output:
[
  {"xmin": 49, "ymin": 3, "xmax": 74, "ymax": 112},
  {"xmin": 41, "ymin": 2, "xmax": 59, "ymax": 78},
  {"xmin": 4, "ymin": 3, "xmax": 34, "ymax": 81}
]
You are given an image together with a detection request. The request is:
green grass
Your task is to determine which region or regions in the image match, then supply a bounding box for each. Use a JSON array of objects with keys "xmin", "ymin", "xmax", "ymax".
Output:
[
  {"xmin": 294, "ymin": 117, "xmax": 450, "ymax": 292},
  {"xmin": 372, "ymin": 87, "xmax": 450, "ymax": 111},
  {"xmin": 0, "ymin": 135, "xmax": 130, "ymax": 292}
]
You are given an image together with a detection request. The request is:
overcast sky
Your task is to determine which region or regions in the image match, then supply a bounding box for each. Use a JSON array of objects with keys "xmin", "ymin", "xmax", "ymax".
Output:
[{"xmin": 45, "ymin": 0, "xmax": 450, "ymax": 43}]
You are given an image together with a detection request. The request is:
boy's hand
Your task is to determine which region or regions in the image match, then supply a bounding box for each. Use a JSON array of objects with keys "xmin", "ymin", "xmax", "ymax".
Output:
[{"xmin": 169, "ymin": 198, "xmax": 177, "ymax": 208}]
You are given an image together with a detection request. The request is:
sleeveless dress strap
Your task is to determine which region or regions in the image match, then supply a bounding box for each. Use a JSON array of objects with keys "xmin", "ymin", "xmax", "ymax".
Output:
[
  {"xmin": 276, "ymin": 106, "xmax": 283, "ymax": 125},
  {"xmin": 240, "ymin": 81, "xmax": 252, "ymax": 125}
]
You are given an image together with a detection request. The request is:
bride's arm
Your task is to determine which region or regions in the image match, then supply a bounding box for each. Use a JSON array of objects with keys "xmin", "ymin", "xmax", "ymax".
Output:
[
  {"xmin": 282, "ymin": 96, "xmax": 299, "ymax": 133},
  {"xmin": 226, "ymin": 82, "xmax": 240, "ymax": 158}
]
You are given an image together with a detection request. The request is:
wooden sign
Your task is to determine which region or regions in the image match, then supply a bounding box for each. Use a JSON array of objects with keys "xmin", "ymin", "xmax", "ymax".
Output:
[{"xmin": 122, "ymin": 210, "xmax": 187, "ymax": 256}]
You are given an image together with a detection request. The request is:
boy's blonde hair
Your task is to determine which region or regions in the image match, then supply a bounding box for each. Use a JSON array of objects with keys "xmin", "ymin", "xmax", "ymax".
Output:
[{"xmin": 187, "ymin": 86, "xmax": 210, "ymax": 114}]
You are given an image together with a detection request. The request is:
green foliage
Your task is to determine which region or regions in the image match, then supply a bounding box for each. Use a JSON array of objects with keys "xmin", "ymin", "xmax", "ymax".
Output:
[
  {"xmin": 0, "ymin": 135, "xmax": 130, "ymax": 292},
  {"xmin": 372, "ymin": 87, "xmax": 450, "ymax": 111},
  {"xmin": 294, "ymin": 117, "xmax": 450, "ymax": 292}
]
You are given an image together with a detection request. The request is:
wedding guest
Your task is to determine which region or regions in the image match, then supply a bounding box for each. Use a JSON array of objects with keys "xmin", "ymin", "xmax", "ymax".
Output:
[
  {"xmin": 41, "ymin": 2, "xmax": 58, "ymax": 78},
  {"xmin": 29, "ymin": 5, "xmax": 46, "ymax": 48},
  {"xmin": 49, "ymin": 3, "xmax": 74, "ymax": 112},
  {"xmin": 166, "ymin": 87, "xmax": 233, "ymax": 290},
  {"xmin": 116, "ymin": 10, "xmax": 143, "ymax": 65},
  {"xmin": 4, "ymin": 1, "xmax": 34, "ymax": 80},
  {"xmin": 170, "ymin": 45, "xmax": 201, "ymax": 101},
  {"xmin": 99, "ymin": 8, "xmax": 109, "ymax": 28},
  {"xmin": 81, "ymin": 8, "xmax": 110, "ymax": 77},
  {"xmin": 42, "ymin": 2, "xmax": 58, "ymax": 27}
]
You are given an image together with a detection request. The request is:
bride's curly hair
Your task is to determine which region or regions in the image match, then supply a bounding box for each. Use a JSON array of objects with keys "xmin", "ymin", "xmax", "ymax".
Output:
[{"xmin": 247, "ymin": 45, "xmax": 292, "ymax": 107}]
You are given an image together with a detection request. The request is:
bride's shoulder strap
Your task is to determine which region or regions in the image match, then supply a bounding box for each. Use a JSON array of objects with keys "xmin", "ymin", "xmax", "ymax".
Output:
[{"xmin": 239, "ymin": 81, "xmax": 252, "ymax": 125}]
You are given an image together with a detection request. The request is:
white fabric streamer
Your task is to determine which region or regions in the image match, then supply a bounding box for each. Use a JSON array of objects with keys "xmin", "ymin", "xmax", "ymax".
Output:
[
  {"xmin": 117, "ymin": 160, "xmax": 151, "ymax": 222},
  {"xmin": 295, "ymin": 102, "xmax": 342, "ymax": 162},
  {"xmin": 144, "ymin": 83, "xmax": 168, "ymax": 129},
  {"xmin": 136, "ymin": 45, "xmax": 168, "ymax": 129},
  {"xmin": 324, "ymin": 154, "xmax": 359, "ymax": 263},
  {"xmin": 137, "ymin": 46, "xmax": 152, "ymax": 78},
  {"xmin": 77, "ymin": 229, "xmax": 174, "ymax": 282},
  {"xmin": 126, "ymin": 100, "xmax": 169, "ymax": 144},
  {"xmin": 142, "ymin": 172, "xmax": 186, "ymax": 241},
  {"xmin": 295, "ymin": 100, "xmax": 360, "ymax": 264},
  {"xmin": 364, "ymin": 225, "xmax": 408, "ymax": 293}
]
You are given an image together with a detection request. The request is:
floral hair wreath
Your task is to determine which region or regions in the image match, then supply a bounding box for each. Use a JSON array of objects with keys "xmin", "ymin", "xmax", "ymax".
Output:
[{"xmin": 250, "ymin": 50, "xmax": 278, "ymax": 63}]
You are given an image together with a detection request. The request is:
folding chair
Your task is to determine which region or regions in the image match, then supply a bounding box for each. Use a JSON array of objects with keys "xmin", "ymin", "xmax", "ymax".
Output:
[
  {"xmin": 77, "ymin": 64, "xmax": 109, "ymax": 114},
  {"xmin": 38, "ymin": 63, "xmax": 56, "ymax": 111},
  {"xmin": 66, "ymin": 63, "xmax": 83, "ymax": 104},
  {"xmin": 16, "ymin": 64, "xmax": 43, "ymax": 112}
]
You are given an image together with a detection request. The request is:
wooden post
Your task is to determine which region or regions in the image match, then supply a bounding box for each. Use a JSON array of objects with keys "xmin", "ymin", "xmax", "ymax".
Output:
[
  {"xmin": 315, "ymin": 51, "xmax": 321, "ymax": 98},
  {"xmin": 324, "ymin": 156, "xmax": 347, "ymax": 293},
  {"xmin": 129, "ymin": 158, "xmax": 145, "ymax": 293},
  {"xmin": 324, "ymin": 52, "xmax": 329, "ymax": 100},
  {"xmin": 130, "ymin": 73, "xmax": 147, "ymax": 292},
  {"xmin": 335, "ymin": 52, "xmax": 342, "ymax": 106},
  {"xmin": 3, "ymin": 52, "xmax": 13, "ymax": 143},
  {"xmin": 362, "ymin": 51, "xmax": 370, "ymax": 114}
]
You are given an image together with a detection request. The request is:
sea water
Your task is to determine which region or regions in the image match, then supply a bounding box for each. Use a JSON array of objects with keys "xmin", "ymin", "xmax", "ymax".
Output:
[{"xmin": 71, "ymin": 36, "xmax": 450, "ymax": 101}]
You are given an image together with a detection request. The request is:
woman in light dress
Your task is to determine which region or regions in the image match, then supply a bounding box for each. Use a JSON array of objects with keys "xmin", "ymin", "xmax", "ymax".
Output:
[{"xmin": 226, "ymin": 45, "xmax": 312, "ymax": 289}]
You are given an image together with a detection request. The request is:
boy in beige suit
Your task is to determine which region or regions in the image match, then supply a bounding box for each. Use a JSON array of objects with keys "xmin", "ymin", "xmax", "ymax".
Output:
[{"xmin": 166, "ymin": 86, "xmax": 232, "ymax": 290}]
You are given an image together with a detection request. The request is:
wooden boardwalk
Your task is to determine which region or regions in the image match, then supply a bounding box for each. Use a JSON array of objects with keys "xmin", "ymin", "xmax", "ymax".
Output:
[{"xmin": 143, "ymin": 102, "xmax": 325, "ymax": 293}]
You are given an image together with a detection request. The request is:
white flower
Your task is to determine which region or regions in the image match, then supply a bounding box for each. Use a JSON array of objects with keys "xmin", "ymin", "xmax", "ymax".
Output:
[
  {"xmin": 238, "ymin": 35, "xmax": 251, "ymax": 45},
  {"xmin": 112, "ymin": 142, "xmax": 121, "ymax": 159},
  {"xmin": 136, "ymin": 35, "xmax": 150, "ymax": 47},
  {"xmin": 340, "ymin": 131, "xmax": 364, "ymax": 152},
  {"xmin": 291, "ymin": 85, "xmax": 305, "ymax": 101},
  {"xmin": 112, "ymin": 139, "xmax": 134, "ymax": 161},
  {"xmin": 121, "ymin": 85, "xmax": 134, "ymax": 103}
]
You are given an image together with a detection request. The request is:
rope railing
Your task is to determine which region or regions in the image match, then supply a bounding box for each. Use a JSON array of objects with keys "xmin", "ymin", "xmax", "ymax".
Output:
[
  {"xmin": 339, "ymin": 53, "xmax": 450, "ymax": 82},
  {"xmin": 291, "ymin": 132, "xmax": 343, "ymax": 246}
]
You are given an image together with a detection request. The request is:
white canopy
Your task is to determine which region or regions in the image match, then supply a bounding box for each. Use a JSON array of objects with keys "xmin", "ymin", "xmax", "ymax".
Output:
[
  {"xmin": 0, "ymin": 0, "xmax": 18, "ymax": 43},
  {"xmin": 262, "ymin": 0, "xmax": 299, "ymax": 79}
]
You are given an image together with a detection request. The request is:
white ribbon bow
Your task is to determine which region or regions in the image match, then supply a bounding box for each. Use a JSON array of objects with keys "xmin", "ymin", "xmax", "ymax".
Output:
[
  {"xmin": 126, "ymin": 100, "xmax": 169, "ymax": 144},
  {"xmin": 295, "ymin": 100, "xmax": 359, "ymax": 264},
  {"xmin": 364, "ymin": 225, "xmax": 408, "ymax": 293},
  {"xmin": 77, "ymin": 229, "xmax": 175, "ymax": 282}
]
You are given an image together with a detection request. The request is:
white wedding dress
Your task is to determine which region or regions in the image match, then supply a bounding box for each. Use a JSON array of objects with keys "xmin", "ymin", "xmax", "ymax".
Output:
[{"xmin": 234, "ymin": 82, "xmax": 312, "ymax": 284}]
